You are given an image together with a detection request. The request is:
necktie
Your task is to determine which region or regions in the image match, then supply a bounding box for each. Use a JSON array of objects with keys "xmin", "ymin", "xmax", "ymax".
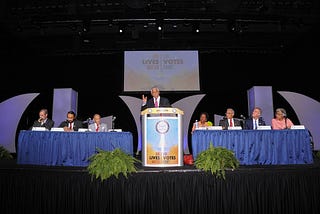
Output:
[
  {"xmin": 154, "ymin": 98, "xmax": 158, "ymax": 108},
  {"xmin": 254, "ymin": 120, "xmax": 258, "ymax": 129},
  {"xmin": 96, "ymin": 124, "xmax": 99, "ymax": 132},
  {"xmin": 229, "ymin": 119, "xmax": 233, "ymax": 127},
  {"xmin": 69, "ymin": 122, "xmax": 73, "ymax": 130}
]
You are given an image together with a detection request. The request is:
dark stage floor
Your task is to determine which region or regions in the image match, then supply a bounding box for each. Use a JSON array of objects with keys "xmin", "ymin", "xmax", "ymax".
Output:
[{"xmin": 1, "ymin": 154, "xmax": 320, "ymax": 214}]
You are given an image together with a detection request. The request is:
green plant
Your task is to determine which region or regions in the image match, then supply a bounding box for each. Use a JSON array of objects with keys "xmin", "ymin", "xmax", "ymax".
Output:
[
  {"xmin": 87, "ymin": 148, "xmax": 140, "ymax": 181},
  {"xmin": 315, "ymin": 150, "xmax": 320, "ymax": 159},
  {"xmin": 195, "ymin": 143, "xmax": 240, "ymax": 179},
  {"xmin": 0, "ymin": 145, "xmax": 13, "ymax": 160}
]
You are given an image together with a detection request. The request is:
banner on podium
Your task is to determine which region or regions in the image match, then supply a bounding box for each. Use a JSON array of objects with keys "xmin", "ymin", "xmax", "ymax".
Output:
[{"xmin": 146, "ymin": 117, "xmax": 179, "ymax": 165}]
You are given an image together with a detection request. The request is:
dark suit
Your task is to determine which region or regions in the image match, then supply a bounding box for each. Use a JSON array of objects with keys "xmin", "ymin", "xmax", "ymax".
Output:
[
  {"xmin": 58, "ymin": 119, "xmax": 83, "ymax": 131},
  {"xmin": 218, "ymin": 118, "xmax": 242, "ymax": 130},
  {"xmin": 244, "ymin": 117, "xmax": 266, "ymax": 130},
  {"xmin": 31, "ymin": 118, "xmax": 55, "ymax": 130},
  {"xmin": 141, "ymin": 96, "xmax": 171, "ymax": 111}
]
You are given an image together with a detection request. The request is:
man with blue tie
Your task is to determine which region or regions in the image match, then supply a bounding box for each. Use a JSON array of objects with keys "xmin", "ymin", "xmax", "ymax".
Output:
[{"xmin": 244, "ymin": 107, "xmax": 266, "ymax": 130}]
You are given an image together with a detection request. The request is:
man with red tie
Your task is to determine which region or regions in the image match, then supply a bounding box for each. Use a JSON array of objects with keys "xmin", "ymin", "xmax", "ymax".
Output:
[
  {"xmin": 58, "ymin": 111, "xmax": 84, "ymax": 132},
  {"xmin": 88, "ymin": 114, "xmax": 108, "ymax": 132},
  {"xmin": 141, "ymin": 86, "xmax": 171, "ymax": 111},
  {"xmin": 218, "ymin": 108, "xmax": 242, "ymax": 130}
]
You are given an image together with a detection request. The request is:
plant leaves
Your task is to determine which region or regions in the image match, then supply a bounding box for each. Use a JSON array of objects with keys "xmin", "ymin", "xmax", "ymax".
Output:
[
  {"xmin": 87, "ymin": 147, "xmax": 141, "ymax": 182},
  {"xmin": 195, "ymin": 142, "xmax": 240, "ymax": 180},
  {"xmin": 0, "ymin": 145, "xmax": 13, "ymax": 160}
]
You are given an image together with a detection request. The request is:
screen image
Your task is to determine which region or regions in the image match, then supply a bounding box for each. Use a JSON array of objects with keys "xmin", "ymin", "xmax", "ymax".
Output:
[{"xmin": 124, "ymin": 50, "xmax": 200, "ymax": 92}]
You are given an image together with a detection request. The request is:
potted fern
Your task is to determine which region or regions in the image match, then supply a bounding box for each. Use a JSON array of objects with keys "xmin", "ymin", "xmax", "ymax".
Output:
[
  {"xmin": 87, "ymin": 148, "xmax": 140, "ymax": 181},
  {"xmin": 0, "ymin": 145, "xmax": 13, "ymax": 160},
  {"xmin": 315, "ymin": 150, "xmax": 320, "ymax": 159},
  {"xmin": 195, "ymin": 143, "xmax": 239, "ymax": 179}
]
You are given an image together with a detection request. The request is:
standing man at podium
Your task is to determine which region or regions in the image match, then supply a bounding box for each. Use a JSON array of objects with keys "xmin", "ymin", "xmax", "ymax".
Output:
[{"xmin": 141, "ymin": 86, "xmax": 171, "ymax": 111}]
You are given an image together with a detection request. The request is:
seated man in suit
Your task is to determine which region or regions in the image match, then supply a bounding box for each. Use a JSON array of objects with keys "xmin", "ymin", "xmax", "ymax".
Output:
[
  {"xmin": 31, "ymin": 108, "xmax": 55, "ymax": 130},
  {"xmin": 88, "ymin": 113, "xmax": 108, "ymax": 132},
  {"xmin": 58, "ymin": 110, "xmax": 83, "ymax": 132},
  {"xmin": 244, "ymin": 107, "xmax": 266, "ymax": 130},
  {"xmin": 218, "ymin": 108, "xmax": 242, "ymax": 130},
  {"xmin": 141, "ymin": 86, "xmax": 171, "ymax": 111}
]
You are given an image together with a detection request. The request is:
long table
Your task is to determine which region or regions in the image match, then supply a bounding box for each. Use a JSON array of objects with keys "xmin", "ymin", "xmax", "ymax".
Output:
[
  {"xmin": 192, "ymin": 129, "xmax": 313, "ymax": 165},
  {"xmin": 17, "ymin": 130, "xmax": 133, "ymax": 166}
]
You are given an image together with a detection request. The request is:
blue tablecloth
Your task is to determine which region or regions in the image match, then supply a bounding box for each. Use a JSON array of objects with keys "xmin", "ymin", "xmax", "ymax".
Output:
[
  {"xmin": 17, "ymin": 130, "xmax": 133, "ymax": 166},
  {"xmin": 192, "ymin": 129, "xmax": 313, "ymax": 165}
]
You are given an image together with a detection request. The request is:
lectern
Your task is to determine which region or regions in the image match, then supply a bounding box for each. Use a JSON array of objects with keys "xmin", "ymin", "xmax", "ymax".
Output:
[{"xmin": 141, "ymin": 107, "xmax": 184, "ymax": 167}]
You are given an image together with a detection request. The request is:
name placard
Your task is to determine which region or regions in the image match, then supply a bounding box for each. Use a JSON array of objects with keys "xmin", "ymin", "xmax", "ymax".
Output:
[
  {"xmin": 195, "ymin": 127, "xmax": 207, "ymax": 130},
  {"xmin": 290, "ymin": 125, "xmax": 305, "ymax": 130},
  {"xmin": 51, "ymin": 127, "xmax": 64, "ymax": 132},
  {"xmin": 257, "ymin": 126, "xmax": 272, "ymax": 130},
  {"xmin": 228, "ymin": 126, "xmax": 242, "ymax": 130},
  {"xmin": 31, "ymin": 127, "xmax": 47, "ymax": 131},
  {"xmin": 108, "ymin": 129, "xmax": 122, "ymax": 132},
  {"xmin": 207, "ymin": 126, "xmax": 223, "ymax": 130}
]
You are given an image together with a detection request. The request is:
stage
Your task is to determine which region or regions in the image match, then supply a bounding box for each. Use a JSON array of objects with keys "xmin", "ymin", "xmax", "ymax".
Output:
[{"xmin": 1, "ymin": 155, "xmax": 320, "ymax": 214}]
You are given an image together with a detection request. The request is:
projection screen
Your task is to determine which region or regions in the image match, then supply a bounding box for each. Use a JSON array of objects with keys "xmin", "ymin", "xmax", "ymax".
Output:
[{"xmin": 124, "ymin": 50, "xmax": 200, "ymax": 92}]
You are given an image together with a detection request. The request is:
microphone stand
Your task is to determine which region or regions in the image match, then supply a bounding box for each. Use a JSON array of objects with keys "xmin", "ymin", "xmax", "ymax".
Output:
[
  {"xmin": 111, "ymin": 116, "xmax": 116, "ymax": 132},
  {"xmin": 239, "ymin": 115, "xmax": 246, "ymax": 129},
  {"xmin": 284, "ymin": 117, "xmax": 288, "ymax": 129}
]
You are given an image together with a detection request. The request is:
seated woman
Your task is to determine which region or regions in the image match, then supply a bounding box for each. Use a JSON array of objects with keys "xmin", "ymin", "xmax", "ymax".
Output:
[
  {"xmin": 271, "ymin": 108, "xmax": 294, "ymax": 130},
  {"xmin": 191, "ymin": 112, "xmax": 212, "ymax": 134}
]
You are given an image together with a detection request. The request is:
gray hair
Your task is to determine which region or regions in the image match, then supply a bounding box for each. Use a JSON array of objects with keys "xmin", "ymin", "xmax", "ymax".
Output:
[{"xmin": 150, "ymin": 86, "xmax": 160, "ymax": 92}]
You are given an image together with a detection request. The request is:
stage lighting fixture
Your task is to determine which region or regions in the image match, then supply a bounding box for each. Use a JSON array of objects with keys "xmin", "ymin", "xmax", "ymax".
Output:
[
  {"xmin": 82, "ymin": 20, "xmax": 90, "ymax": 33},
  {"xmin": 193, "ymin": 23, "xmax": 200, "ymax": 33}
]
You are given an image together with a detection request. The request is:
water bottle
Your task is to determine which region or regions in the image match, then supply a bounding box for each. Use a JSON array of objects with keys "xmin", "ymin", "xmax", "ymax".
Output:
[{"xmin": 195, "ymin": 120, "xmax": 198, "ymax": 129}]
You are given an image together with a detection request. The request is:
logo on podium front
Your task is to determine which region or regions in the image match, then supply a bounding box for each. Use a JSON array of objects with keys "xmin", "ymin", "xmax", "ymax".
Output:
[{"xmin": 156, "ymin": 120, "xmax": 169, "ymax": 134}]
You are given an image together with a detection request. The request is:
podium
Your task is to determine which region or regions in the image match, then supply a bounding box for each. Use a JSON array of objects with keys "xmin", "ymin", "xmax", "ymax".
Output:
[{"xmin": 141, "ymin": 107, "xmax": 184, "ymax": 167}]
